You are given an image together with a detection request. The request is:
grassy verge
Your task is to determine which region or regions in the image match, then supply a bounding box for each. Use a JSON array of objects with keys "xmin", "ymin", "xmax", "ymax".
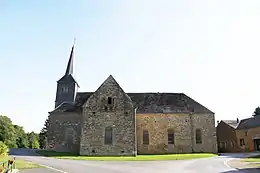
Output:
[
  {"xmin": 242, "ymin": 155, "xmax": 260, "ymax": 163},
  {"xmin": 36, "ymin": 150, "xmax": 216, "ymax": 161},
  {"xmin": 0, "ymin": 156, "xmax": 41, "ymax": 170}
]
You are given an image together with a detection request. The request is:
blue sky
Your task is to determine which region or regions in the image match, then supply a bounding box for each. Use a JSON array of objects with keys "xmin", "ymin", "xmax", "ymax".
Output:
[{"xmin": 1, "ymin": 0, "xmax": 260, "ymax": 132}]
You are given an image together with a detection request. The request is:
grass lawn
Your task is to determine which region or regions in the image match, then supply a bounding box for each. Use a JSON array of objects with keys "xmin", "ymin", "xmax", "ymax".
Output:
[
  {"xmin": 36, "ymin": 150, "xmax": 217, "ymax": 161},
  {"xmin": 0, "ymin": 156, "xmax": 41, "ymax": 170},
  {"xmin": 242, "ymin": 155, "xmax": 260, "ymax": 163}
]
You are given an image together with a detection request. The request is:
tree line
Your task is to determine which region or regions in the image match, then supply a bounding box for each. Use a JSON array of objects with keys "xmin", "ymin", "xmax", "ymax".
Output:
[{"xmin": 0, "ymin": 115, "xmax": 43, "ymax": 154}]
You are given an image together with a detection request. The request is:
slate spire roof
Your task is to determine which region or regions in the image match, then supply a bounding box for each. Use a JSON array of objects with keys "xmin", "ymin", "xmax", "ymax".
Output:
[
  {"xmin": 65, "ymin": 41, "xmax": 75, "ymax": 75},
  {"xmin": 57, "ymin": 41, "xmax": 79, "ymax": 87}
]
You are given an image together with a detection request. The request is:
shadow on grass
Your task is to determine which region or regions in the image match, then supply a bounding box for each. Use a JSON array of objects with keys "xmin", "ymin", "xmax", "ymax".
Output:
[
  {"xmin": 36, "ymin": 150, "xmax": 78, "ymax": 157},
  {"xmin": 9, "ymin": 148, "xmax": 77, "ymax": 157},
  {"xmin": 247, "ymin": 155, "xmax": 260, "ymax": 158}
]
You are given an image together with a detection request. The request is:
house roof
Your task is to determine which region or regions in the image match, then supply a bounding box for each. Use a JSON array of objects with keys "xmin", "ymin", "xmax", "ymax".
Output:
[
  {"xmin": 50, "ymin": 92, "xmax": 213, "ymax": 114},
  {"xmin": 221, "ymin": 120, "xmax": 239, "ymax": 129},
  {"xmin": 236, "ymin": 116, "xmax": 260, "ymax": 130}
]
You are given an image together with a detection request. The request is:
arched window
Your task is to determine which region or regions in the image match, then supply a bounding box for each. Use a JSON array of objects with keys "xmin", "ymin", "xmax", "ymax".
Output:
[
  {"xmin": 168, "ymin": 129, "xmax": 175, "ymax": 144},
  {"xmin": 65, "ymin": 128, "xmax": 75, "ymax": 144},
  {"xmin": 105, "ymin": 127, "xmax": 113, "ymax": 145},
  {"xmin": 195, "ymin": 128, "xmax": 202, "ymax": 144},
  {"xmin": 143, "ymin": 130, "xmax": 149, "ymax": 145}
]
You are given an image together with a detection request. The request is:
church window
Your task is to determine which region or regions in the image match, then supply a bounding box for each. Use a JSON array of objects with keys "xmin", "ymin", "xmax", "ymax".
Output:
[
  {"xmin": 65, "ymin": 128, "xmax": 75, "ymax": 144},
  {"xmin": 196, "ymin": 129, "xmax": 202, "ymax": 144},
  {"xmin": 104, "ymin": 126, "xmax": 113, "ymax": 145},
  {"xmin": 62, "ymin": 86, "xmax": 69, "ymax": 93},
  {"xmin": 168, "ymin": 129, "xmax": 175, "ymax": 144},
  {"xmin": 143, "ymin": 130, "xmax": 149, "ymax": 145},
  {"xmin": 108, "ymin": 97, "xmax": 112, "ymax": 104}
]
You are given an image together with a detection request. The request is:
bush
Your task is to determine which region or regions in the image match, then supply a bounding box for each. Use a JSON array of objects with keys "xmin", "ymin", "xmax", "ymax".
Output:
[{"xmin": 0, "ymin": 141, "xmax": 9, "ymax": 155}]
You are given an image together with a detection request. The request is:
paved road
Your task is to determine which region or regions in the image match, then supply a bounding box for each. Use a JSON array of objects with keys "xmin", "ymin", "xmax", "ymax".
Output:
[{"xmin": 9, "ymin": 149, "xmax": 260, "ymax": 173}]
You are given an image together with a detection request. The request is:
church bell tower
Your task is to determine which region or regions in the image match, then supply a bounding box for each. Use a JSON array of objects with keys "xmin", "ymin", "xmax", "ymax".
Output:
[{"xmin": 54, "ymin": 41, "xmax": 79, "ymax": 108}]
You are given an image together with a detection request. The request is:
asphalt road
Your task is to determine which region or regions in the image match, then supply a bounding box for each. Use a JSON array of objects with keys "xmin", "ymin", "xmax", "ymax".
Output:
[{"xmin": 9, "ymin": 149, "xmax": 259, "ymax": 173}]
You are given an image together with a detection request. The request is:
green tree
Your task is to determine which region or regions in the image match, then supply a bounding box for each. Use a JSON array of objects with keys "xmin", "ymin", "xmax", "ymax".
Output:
[
  {"xmin": 31, "ymin": 138, "xmax": 40, "ymax": 149},
  {"xmin": 0, "ymin": 141, "xmax": 9, "ymax": 155},
  {"xmin": 39, "ymin": 118, "xmax": 49, "ymax": 149},
  {"xmin": 27, "ymin": 132, "xmax": 40, "ymax": 149},
  {"xmin": 253, "ymin": 107, "xmax": 260, "ymax": 116},
  {"xmin": 0, "ymin": 115, "xmax": 17, "ymax": 148},
  {"xmin": 14, "ymin": 125, "xmax": 29, "ymax": 148}
]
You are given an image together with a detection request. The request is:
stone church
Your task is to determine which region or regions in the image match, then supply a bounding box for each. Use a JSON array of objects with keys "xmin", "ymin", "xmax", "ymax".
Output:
[{"xmin": 46, "ymin": 44, "xmax": 217, "ymax": 156}]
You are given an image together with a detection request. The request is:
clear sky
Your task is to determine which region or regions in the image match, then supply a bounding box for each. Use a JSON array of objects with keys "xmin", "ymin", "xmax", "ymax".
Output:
[{"xmin": 1, "ymin": 0, "xmax": 260, "ymax": 133}]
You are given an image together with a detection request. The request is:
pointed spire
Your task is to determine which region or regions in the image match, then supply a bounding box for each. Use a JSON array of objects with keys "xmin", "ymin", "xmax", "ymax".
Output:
[{"xmin": 65, "ymin": 38, "xmax": 76, "ymax": 75}]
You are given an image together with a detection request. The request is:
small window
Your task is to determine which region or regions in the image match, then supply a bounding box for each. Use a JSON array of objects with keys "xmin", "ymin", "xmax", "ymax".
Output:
[
  {"xmin": 105, "ymin": 127, "xmax": 113, "ymax": 145},
  {"xmin": 168, "ymin": 129, "xmax": 174, "ymax": 144},
  {"xmin": 108, "ymin": 97, "xmax": 112, "ymax": 104},
  {"xmin": 230, "ymin": 141, "xmax": 234, "ymax": 148},
  {"xmin": 245, "ymin": 132, "xmax": 248, "ymax": 136},
  {"xmin": 195, "ymin": 129, "xmax": 202, "ymax": 144},
  {"xmin": 61, "ymin": 86, "xmax": 69, "ymax": 93},
  {"xmin": 143, "ymin": 130, "xmax": 149, "ymax": 145},
  {"xmin": 240, "ymin": 139, "xmax": 245, "ymax": 146}
]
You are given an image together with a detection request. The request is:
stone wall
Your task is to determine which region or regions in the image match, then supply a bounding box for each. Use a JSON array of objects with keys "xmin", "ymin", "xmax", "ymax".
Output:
[
  {"xmin": 47, "ymin": 112, "xmax": 81, "ymax": 154},
  {"xmin": 79, "ymin": 76, "xmax": 136, "ymax": 156},
  {"xmin": 236, "ymin": 126, "xmax": 260, "ymax": 152},
  {"xmin": 191, "ymin": 113, "xmax": 217, "ymax": 153},
  {"xmin": 216, "ymin": 121, "xmax": 240, "ymax": 153},
  {"xmin": 136, "ymin": 113, "xmax": 217, "ymax": 154}
]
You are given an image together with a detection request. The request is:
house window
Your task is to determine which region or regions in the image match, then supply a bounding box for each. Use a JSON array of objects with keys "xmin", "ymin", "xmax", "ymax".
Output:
[
  {"xmin": 104, "ymin": 127, "xmax": 113, "ymax": 145},
  {"xmin": 240, "ymin": 139, "xmax": 245, "ymax": 146},
  {"xmin": 195, "ymin": 129, "xmax": 202, "ymax": 144},
  {"xmin": 143, "ymin": 130, "xmax": 149, "ymax": 145},
  {"xmin": 219, "ymin": 142, "xmax": 224, "ymax": 148},
  {"xmin": 168, "ymin": 129, "xmax": 174, "ymax": 144},
  {"xmin": 245, "ymin": 132, "xmax": 248, "ymax": 136},
  {"xmin": 108, "ymin": 97, "xmax": 112, "ymax": 104},
  {"xmin": 230, "ymin": 141, "xmax": 233, "ymax": 148}
]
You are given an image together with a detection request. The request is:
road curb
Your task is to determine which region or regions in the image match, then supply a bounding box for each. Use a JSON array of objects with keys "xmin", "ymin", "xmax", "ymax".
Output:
[
  {"xmin": 224, "ymin": 159, "xmax": 239, "ymax": 170},
  {"xmin": 9, "ymin": 168, "xmax": 19, "ymax": 173}
]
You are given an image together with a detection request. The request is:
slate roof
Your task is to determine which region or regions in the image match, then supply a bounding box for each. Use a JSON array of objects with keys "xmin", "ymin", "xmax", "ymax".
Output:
[
  {"xmin": 50, "ymin": 92, "xmax": 213, "ymax": 114},
  {"xmin": 236, "ymin": 116, "xmax": 260, "ymax": 130},
  {"xmin": 57, "ymin": 74, "xmax": 79, "ymax": 87},
  {"xmin": 222, "ymin": 120, "xmax": 239, "ymax": 129}
]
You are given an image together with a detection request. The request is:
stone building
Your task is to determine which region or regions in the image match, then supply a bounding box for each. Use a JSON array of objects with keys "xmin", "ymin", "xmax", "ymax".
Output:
[
  {"xmin": 46, "ymin": 45, "xmax": 217, "ymax": 156},
  {"xmin": 236, "ymin": 116, "xmax": 260, "ymax": 152},
  {"xmin": 217, "ymin": 116, "xmax": 260, "ymax": 153},
  {"xmin": 216, "ymin": 120, "xmax": 240, "ymax": 153}
]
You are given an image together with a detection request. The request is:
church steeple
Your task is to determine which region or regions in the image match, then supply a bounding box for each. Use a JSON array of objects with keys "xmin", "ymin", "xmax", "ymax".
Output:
[
  {"xmin": 65, "ymin": 40, "xmax": 75, "ymax": 75},
  {"xmin": 54, "ymin": 40, "xmax": 79, "ymax": 108}
]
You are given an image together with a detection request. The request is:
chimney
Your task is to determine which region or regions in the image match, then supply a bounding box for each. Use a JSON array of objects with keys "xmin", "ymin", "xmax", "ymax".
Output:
[{"xmin": 237, "ymin": 118, "xmax": 239, "ymax": 123}]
